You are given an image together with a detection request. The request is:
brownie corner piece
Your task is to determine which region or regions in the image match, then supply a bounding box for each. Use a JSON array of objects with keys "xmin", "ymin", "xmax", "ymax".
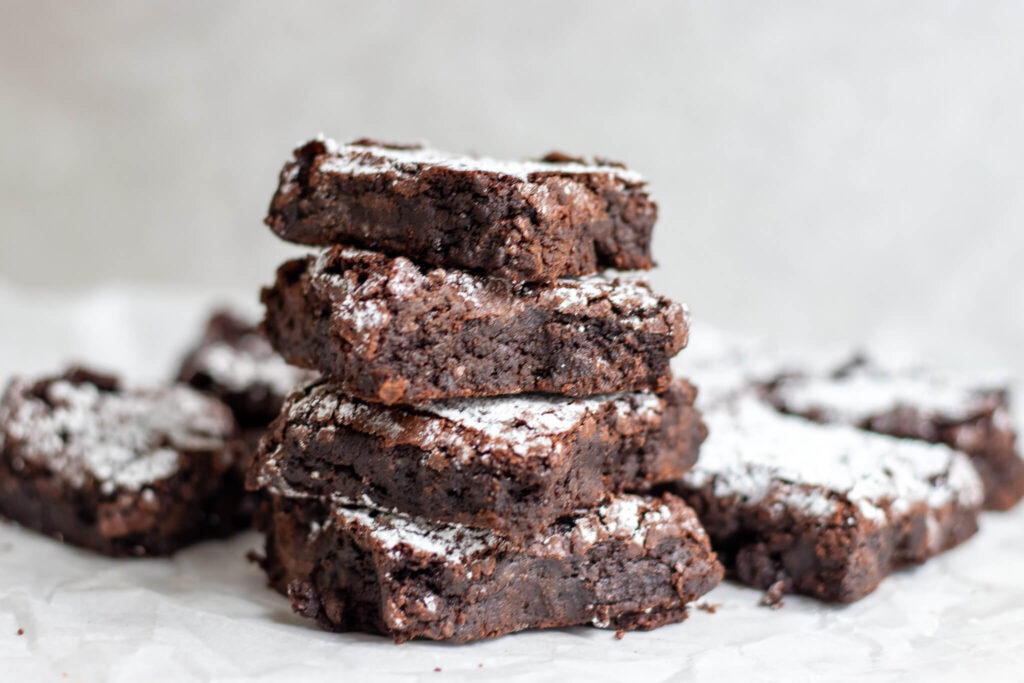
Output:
[
  {"xmin": 260, "ymin": 492, "xmax": 723, "ymax": 642},
  {"xmin": 251, "ymin": 377, "xmax": 706, "ymax": 540},
  {"xmin": 261, "ymin": 246, "xmax": 687, "ymax": 403},
  {"xmin": 764, "ymin": 356, "xmax": 1024, "ymax": 510},
  {"xmin": 671, "ymin": 397, "xmax": 983, "ymax": 603},
  {"xmin": 265, "ymin": 137, "xmax": 657, "ymax": 282},
  {"xmin": 0, "ymin": 366, "xmax": 248, "ymax": 556}
]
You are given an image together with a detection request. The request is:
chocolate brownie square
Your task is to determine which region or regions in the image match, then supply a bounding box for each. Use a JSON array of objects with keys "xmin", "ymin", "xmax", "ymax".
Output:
[
  {"xmin": 669, "ymin": 397, "xmax": 983, "ymax": 603},
  {"xmin": 261, "ymin": 247, "xmax": 687, "ymax": 404},
  {"xmin": 0, "ymin": 367, "xmax": 247, "ymax": 556},
  {"xmin": 258, "ymin": 492, "xmax": 723, "ymax": 642},
  {"xmin": 176, "ymin": 309, "xmax": 316, "ymax": 447},
  {"xmin": 265, "ymin": 138, "xmax": 657, "ymax": 283},
  {"xmin": 763, "ymin": 356, "xmax": 1024, "ymax": 510},
  {"xmin": 251, "ymin": 377, "xmax": 706, "ymax": 541}
]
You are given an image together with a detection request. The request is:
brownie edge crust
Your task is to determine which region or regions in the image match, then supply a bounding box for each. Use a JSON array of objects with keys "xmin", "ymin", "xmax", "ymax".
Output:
[{"xmin": 258, "ymin": 493, "xmax": 723, "ymax": 643}]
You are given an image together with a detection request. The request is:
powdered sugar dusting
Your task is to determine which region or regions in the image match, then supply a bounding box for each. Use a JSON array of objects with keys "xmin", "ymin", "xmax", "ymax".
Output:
[
  {"xmin": 315, "ymin": 138, "xmax": 645, "ymax": 183},
  {"xmin": 308, "ymin": 248, "xmax": 677, "ymax": 337},
  {"xmin": 335, "ymin": 506, "xmax": 500, "ymax": 563},
  {"xmin": 328, "ymin": 493, "xmax": 691, "ymax": 564},
  {"xmin": 285, "ymin": 380, "xmax": 663, "ymax": 463},
  {"xmin": 1, "ymin": 377, "xmax": 236, "ymax": 492},
  {"xmin": 772, "ymin": 360, "xmax": 1000, "ymax": 425},
  {"xmin": 189, "ymin": 340, "xmax": 313, "ymax": 398},
  {"xmin": 683, "ymin": 397, "xmax": 984, "ymax": 521}
]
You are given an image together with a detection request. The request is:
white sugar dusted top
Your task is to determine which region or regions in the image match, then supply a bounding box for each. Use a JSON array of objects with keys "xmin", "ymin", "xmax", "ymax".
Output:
[
  {"xmin": 334, "ymin": 506, "xmax": 500, "ymax": 563},
  {"xmin": 309, "ymin": 247, "xmax": 677, "ymax": 345},
  {"xmin": 683, "ymin": 397, "xmax": 984, "ymax": 522},
  {"xmin": 283, "ymin": 380, "xmax": 663, "ymax": 464},
  {"xmin": 189, "ymin": 338, "xmax": 314, "ymax": 398},
  {"xmin": 324, "ymin": 494, "xmax": 694, "ymax": 564},
  {"xmin": 772, "ymin": 361, "xmax": 997, "ymax": 424},
  {"xmin": 315, "ymin": 137, "xmax": 645, "ymax": 184},
  {"xmin": 1, "ymin": 377, "xmax": 235, "ymax": 493}
]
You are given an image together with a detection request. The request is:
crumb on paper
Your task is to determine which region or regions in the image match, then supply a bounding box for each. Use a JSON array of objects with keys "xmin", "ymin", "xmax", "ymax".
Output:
[
  {"xmin": 17, "ymin": 628, "xmax": 24, "ymax": 636},
  {"xmin": 614, "ymin": 629, "xmax": 626, "ymax": 640},
  {"xmin": 759, "ymin": 581, "xmax": 786, "ymax": 609},
  {"xmin": 433, "ymin": 667, "xmax": 441, "ymax": 672},
  {"xmin": 696, "ymin": 601, "xmax": 719, "ymax": 614}
]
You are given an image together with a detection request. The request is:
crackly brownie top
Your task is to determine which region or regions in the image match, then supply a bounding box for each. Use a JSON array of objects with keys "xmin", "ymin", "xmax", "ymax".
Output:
[
  {"xmin": 768, "ymin": 356, "xmax": 1008, "ymax": 425},
  {"xmin": 0, "ymin": 367, "xmax": 237, "ymax": 494},
  {"xmin": 178, "ymin": 310, "xmax": 315, "ymax": 404},
  {"xmin": 266, "ymin": 377, "xmax": 678, "ymax": 466},
  {"xmin": 318, "ymin": 494, "xmax": 706, "ymax": 565},
  {"xmin": 683, "ymin": 397, "xmax": 984, "ymax": 522},
  {"xmin": 308, "ymin": 246, "xmax": 687, "ymax": 353},
  {"xmin": 286, "ymin": 136, "xmax": 646, "ymax": 186}
]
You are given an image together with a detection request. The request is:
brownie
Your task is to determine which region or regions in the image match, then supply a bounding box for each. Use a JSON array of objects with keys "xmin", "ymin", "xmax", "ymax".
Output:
[
  {"xmin": 668, "ymin": 397, "xmax": 983, "ymax": 603},
  {"xmin": 265, "ymin": 138, "xmax": 657, "ymax": 283},
  {"xmin": 176, "ymin": 309, "xmax": 317, "ymax": 448},
  {"xmin": 0, "ymin": 367, "xmax": 247, "ymax": 556},
  {"xmin": 250, "ymin": 377, "xmax": 706, "ymax": 541},
  {"xmin": 763, "ymin": 356, "xmax": 1024, "ymax": 510},
  {"xmin": 258, "ymin": 492, "xmax": 723, "ymax": 642},
  {"xmin": 261, "ymin": 247, "xmax": 687, "ymax": 404}
]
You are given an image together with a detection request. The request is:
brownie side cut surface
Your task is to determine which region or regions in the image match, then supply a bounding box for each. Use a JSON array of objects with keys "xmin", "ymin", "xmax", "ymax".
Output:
[
  {"xmin": 261, "ymin": 247, "xmax": 687, "ymax": 404},
  {"xmin": 259, "ymin": 493, "xmax": 723, "ymax": 642},
  {"xmin": 764, "ymin": 357, "xmax": 1024, "ymax": 510},
  {"xmin": 670, "ymin": 397, "xmax": 983, "ymax": 603},
  {"xmin": 265, "ymin": 138, "xmax": 657, "ymax": 283},
  {"xmin": 0, "ymin": 368, "xmax": 247, "ymax": 556},
  {"xmin": 251, "ymin": 378, "xmax": 706, "ymax": 540}
]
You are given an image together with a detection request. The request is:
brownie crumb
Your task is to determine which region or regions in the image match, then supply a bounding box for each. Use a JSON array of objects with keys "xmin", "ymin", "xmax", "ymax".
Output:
[
  {"xmin": 759, "ymin": 581, "xmax": 786, "ymax": 609},
  {"xmin": 16, "ymin": 628, "xmax": 24, "ymax": 636},
  {"xmin": 433, "ymin": 667, "xmax": 442, "ymax": 672},
  {"xmin": 696, "ymin": 601, "xmax": 719, "ymax": 614}
]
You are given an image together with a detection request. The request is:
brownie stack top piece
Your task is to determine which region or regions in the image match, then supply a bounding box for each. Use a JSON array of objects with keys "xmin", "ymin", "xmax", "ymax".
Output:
[
  {"xmin": 262, "ymin": 246, "xmax": 687, "ymax": 403},
  {"xmin": 266, "ymin": 138, "xmax": 657, "ymax": 283}
]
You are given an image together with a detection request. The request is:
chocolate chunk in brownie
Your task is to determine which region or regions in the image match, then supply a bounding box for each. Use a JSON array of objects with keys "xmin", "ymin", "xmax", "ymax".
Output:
[
  {"xmin": 0, "ymin": 367, "xmax": 247, "ymax": 556},
  {"xmin": 265, "ymin": 138, "xmax": 657, "ymax": 283},
  {"xmin": 176, "ymin": 309, "xmax": 317, "ymax": 450},
  {"xmin": 251, "ymin": 377, "xmax": 706, "ymax": 541},
  {"xmin": 261, "ymin": 247, "xmax": 687, "ymax": 404},
  {"xmin": 668, "ymin": 397, "xmax": 983, "ymax": 603},
  {"xmin": 258, "ymin": 492, "xmax": 723, "ymax": 643},
  {"xmin": 763, "ymin": 356, "xmax": 1024, "ymax": 510}
]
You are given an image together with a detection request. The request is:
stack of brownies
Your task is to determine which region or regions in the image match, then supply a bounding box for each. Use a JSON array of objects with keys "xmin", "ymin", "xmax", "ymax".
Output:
[{"xmin": 247, "ymin": 138, "xmax": 724, "ymax": 642}]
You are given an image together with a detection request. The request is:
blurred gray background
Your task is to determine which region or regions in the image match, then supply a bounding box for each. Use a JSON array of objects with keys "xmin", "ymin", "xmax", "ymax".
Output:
[{"xmin": 1, "ymin": 1, "xmax": 1021, "ymax": 374}]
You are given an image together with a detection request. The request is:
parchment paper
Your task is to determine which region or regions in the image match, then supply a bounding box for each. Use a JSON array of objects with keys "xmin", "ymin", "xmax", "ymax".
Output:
[{"xmin": 1, "ymin": 282, "xmax": 1022, "ymax": 683}]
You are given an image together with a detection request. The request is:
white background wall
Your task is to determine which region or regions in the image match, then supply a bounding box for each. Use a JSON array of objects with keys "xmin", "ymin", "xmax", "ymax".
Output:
[{"xmin": 1, "ymin": 1, "xmax": 1021, "ymax": 374}]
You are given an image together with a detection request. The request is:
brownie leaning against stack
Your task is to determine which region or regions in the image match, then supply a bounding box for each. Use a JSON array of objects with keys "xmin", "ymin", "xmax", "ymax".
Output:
[{"xmin": 249, "ymin": 137, "xmax": 723, "ymax": 642}]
